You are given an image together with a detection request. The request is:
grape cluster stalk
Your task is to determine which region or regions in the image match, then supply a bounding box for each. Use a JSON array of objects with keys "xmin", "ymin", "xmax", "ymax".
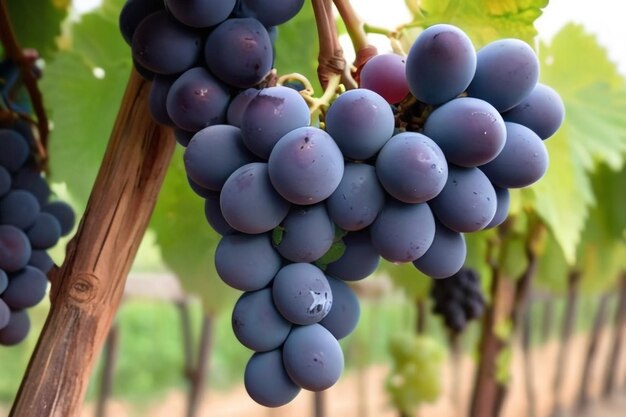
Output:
[
  {"xmin": 119, "ymin": 1, "xmax": 564, "ymax": 406},
  {"xmin": 0, "ymin": 80, "xmax": 76, "ymax": 345}
]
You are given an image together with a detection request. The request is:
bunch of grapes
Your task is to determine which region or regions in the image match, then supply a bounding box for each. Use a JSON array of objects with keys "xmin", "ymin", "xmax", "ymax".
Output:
[
  {"xmin": 119, "ymin": 1, "xmax": 564, "ymax": 406},
  {"xmin": 430, "ymin": 267, "xmax": 486, "ymax": 333},
  {"xmin": 0, "ymin": 120, "xmax": 76, "ymax": 346}
]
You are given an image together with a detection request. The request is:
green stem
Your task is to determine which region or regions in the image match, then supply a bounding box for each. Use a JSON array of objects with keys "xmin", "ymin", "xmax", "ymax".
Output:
[{"xmin": 333, "ymin": 0, "xmax": 369, "ymax": 52}]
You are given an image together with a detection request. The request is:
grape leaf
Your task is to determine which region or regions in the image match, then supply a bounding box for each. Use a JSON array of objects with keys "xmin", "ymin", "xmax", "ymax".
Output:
[
  {"xmin": 6, "ymin": 0, "xmax": 69, "ymax": 59},
  {"xmin": 405, "ymin": 0, "xmax": 548, "ymax": 48},
  {"xmin": 151, "ymin": 148, "xmax": 237, "ymax": 314},
  {"xmin": 382, "ymin": 260, "xmax": 432, "ymax": 300},
  {"xmin": 529, "ymin": 24, "xmax": 626, "ymax": 263},
  {"xmin": 40, "ymin": 3, "xmax": 131, "ymax": 209}
]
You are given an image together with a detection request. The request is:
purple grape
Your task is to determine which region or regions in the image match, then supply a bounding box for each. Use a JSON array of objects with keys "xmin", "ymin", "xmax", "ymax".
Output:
[
  {"xmin": 0, "ymin": 166, "xmax": 10, "ymax": 197},
  {"xmin": 215, "ymin": 232, "xmax": 282, "ymax": 291},
  {"xmin": 275, "ymin": 204, "xmax": 334, "ymax": 263},
  {"xmin": 503, "ymin": 83, "xmax": 565, "ymax": 140},
  {"xmin": 325, "ymin": 230, "xmax": 380, "ymax": 282},
  {"xmin": 184, "ymin": 125, "xmax": 256, "ymax": 191},
  {"xmin": 0, "ymin": 128, "xmax": 29, "ymax": 172},
  {"xmin": 203, "ymin": 192, "xmax": 234, "ymax": 235},
  {"xmin": 220, "ymin": 162, "xmax": 290, "ymax": 234},
  {"xmin": 480, "ymin": 122, "xmax": 548, "ymax": 188},
  {"xmin": 424, "ymin": 97, "xmax": 506, "ymax": 167},
  {"xmin": 2, "ymin": 266, "xmax": 48, "ymax": 310},
  {"xmin": 485, "ymin": 186, "xmax": 510, "ymax": 229},
  {"xmin": 325, "ymin": 89, "xmax": 395, "ymax": 160},
  {"xmin": 360, "ymin": 53, "xmax": 409, "ymax": 104},
  {"xmin": 174, "ymin": 128, "xmax": 194, "ymax": 147},
  {"xmin": 166, "ymin": 67, "xmax": 231, "ymax": 132},
  {"xmin": 232, "ymin": 289, "xmax": 292, "ymax": 352},
  {"xmin": 0, "ymin": 190, "xmax": 40, "ymax": 230},
  {"xmin": 28, "ymin": 250, "xmax": 55, "ymax": 274},
  {"xmin": 227, "ymin": 88, "xmax": 259, "ymax": 128},
  {"xmin": 0, "ymin": 299, "xmax": 9, "ymax": 330},
  {"xmin": 320, "ymin": 277, "xmax": 360, "ymax": 340},
  {"xmin": 0, "ymin": 225, "xmax": 33, "ymax": 273},
  {"xmin": 148, "ymin": 75, "xmax": 175, "ymax": 126},
  {"xmin": 244, "ymin": 349, "xmax": 301, "ymax": 407},
  {"xmin": 376, "ymin": 132, "xmax": 448, "ymax": 203},
  {"xmin": 268, "ymin": 127, "xmax": 344, "ymax": 205},
  {"xmin": 429, "ymin": 165, "xmax": 497, "ymax": 233},
  {"xmin": 42, "ymin": 201, "xmax": 75, "ymax": 237},
  {"xmin": 282, "ymin": 324, "xmax": 344, "ymax": 391},
  {"xmin": 166, "ymin": 0, "xmax": 236, "ymax": 28},
  {"xmin": 187, "ymin": 176, "xmax": 214, "ymax": 198},
  {"xmin": 0, "ymin": 310, "xmax": 30, "ymax": 346},
  {"xmin": 237, "ymin": 0, "xmax": 305, "ymax": 27},
  {"xmin": 205, "ymin": 18, "xmax": 273, "ymax": 88},
  {"xmin": 272, "ymin": 263, "xmax": 332, "ymax": 325},
  {"xmin": 370, "ymin": 200, "xmax": 436, "ymax": 263},
  {"xmin": 0, "ymin": 269, "xmax": 8, "ymax": 293},
  {"xmin": 326, "ymin": 163, "xmax": 385, "ymax": 231},
  {"xmin": 118, "ymin": 0, "xmax": 163, "ymax": 45},
  {"xmin": 26, "ymin": 213, "xmax": 61, "ymax": 250},
  {"xmin": 412, "ymin": 221, "xmax": 466, "ymax": 279},
  {"xmin": 241, "ymin": 86, "xmax": 310, "ymax": 159},
  {"xmin": 468, "ymin": 39, "xmax": 540, "ymax": 112},
  {"xmin": 12, "ymin": 168, "xmax": 51, "ymax": 206},
  {"xmin": 132, "ymin": 10, "xmax": 202, "ymax": 75},
  {"xmin": 405, "ymin": 24, "xmax": 477, "ymax": 105}
]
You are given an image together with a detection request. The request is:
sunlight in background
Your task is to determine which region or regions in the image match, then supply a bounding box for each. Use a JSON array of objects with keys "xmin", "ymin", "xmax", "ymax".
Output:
[{"xmin": 72, "ymin": 0, "xmax": 625, "ymax": 74}]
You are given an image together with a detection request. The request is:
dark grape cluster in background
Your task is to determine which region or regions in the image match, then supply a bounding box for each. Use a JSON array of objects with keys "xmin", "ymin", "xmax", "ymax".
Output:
[
  {"xmin": 119, "ymin": 1, "xmax": 564, "ymax": 407},
  {"xmin": 431, "ymin": 267, "xmax": 486, "ymax": 333},
  {"xmin": 0, "ymin": 121, "xmax": 76, "ymax": 346}
]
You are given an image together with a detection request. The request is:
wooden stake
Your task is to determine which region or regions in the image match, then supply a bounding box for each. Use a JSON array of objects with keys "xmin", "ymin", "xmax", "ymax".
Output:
[{"xmin": 10, "ymin": 70, "xmax": 175, "ymax": 417}]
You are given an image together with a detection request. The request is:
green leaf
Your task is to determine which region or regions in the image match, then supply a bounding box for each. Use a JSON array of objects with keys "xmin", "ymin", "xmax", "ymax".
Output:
[
  {"xmin": 40, "ymin": 3, "xmax": 131, "ymax": 209},
  {"xmin": 409, "ymin": 0, "xmax": 548, "ymax": 47},
  {"xmin": 151, "ymin": 148, "xmax": 238, "ymax": 314},
  {"xmin": 6, "ymin": 0, "xmax": 69, "ymax": 59},
  {"xmin": 529, "ymin": 24, "xmax": 626, "ymax": 263},
  {"xmin": 382, "ymin": 261, "xmax": 432, "ymax": 300}
]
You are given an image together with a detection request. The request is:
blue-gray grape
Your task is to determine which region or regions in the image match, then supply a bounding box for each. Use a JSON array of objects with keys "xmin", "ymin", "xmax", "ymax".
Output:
[
  {"xmin": 166, "ymin": 0, "xmax": 236, "ymax": 28},
  {"xmin": 0, "ymin": 190, "xmax": 40, "ymax": 230},
  {"xmin": 412, "ymin": 221, "xmax": 466, "ymax": 279},
  {"xmin": 424, "ymin": 97, "xmax": 506, "ymax": 167},
  {"xmin": 184, "ymin": 125, "xmax": 256, "ymax": 191},
  {"xmin": 0, "ymin": 129, "xmax": 29, "ymax": 172},
  {"xmin": 485, "ymin": 186, "xmax": 510, "ymax": 229},
  {"xmin": 237, "ymin": 0, "xmax": 305, "ymax": 27},
  {"xmin": 148, "ymin": 75, "xmax": 175, "ymax": 126},
  {"xmin": 0, "ymin": 299, "xmax": 9, "ymax": 330},
  {"xmin": 272, "ymin": 263, "xmax": 332, "ymax": 325},
  {"xmin": 244, "ymin": 349, "xmax": 300, "ymax": 407},
  {"xmin": 187, "ymin": 176, "xmax": 214, "ymax": 199},
  {"xmin": 370, "ymin": 200, "xmax": 436, "ymax": 263},
  {"xmin": 241, "ymin": 86, "xmax": 310, "ymax": 159},
  {"xmin": 227, "ymin": 88, "xmax": 258, "ymax": 128},
  {"xmin": 268, "ymin": 127, "xmax": 344, "ymax": 205},
  {"xmin": 29, "ymin": 250, "xmax": 54, "ymax": 274},
  {"xmin": 12, "ymin": 168, "xmax": 51, "ymax": 206},
  {"xmin": 26, "ymin": 213, "xmax": 61, "ymax": 250},
  {"xmin": 42, "ymin": 201, "xmax": 75, "ymax": 237},
  {"xmin": 467, "ymin": 39, "xmax": 539, "ymax": 112},
  {"xmin": 275, "ymin": 204, "xmax": 334, "ymax": 263},
  {"xmin": 282, "ymin": 324, "xmax": 344, "ymax": 391},
  {"xmin": 325, "ymin": 230, "xmax": 380, "ymax": 281},
  {"xmin": 205, "ymin": 18, "xmax": 273, "ymax": 88},
  {"xmin": 429, "ymin": 165, "xmax": 497, "ymax": 233},
  {"xmin": 232, "ymin": 289, "xmax": 292, "ymax": 352},
  {"xmin": 0, "ymin": 269, "xmax": 7, "ymax": 293},
  {"xmin": 324, "ymin": 89, "xmax": 395, "ymax": 160},
  {"xmin": 503, "ymin": 83, "xmax": 565, "ymax": 140},
  {"xmin": 166, "ymin": 67, "xmax": 231, "ymax": 132},
  {"xmin": 0, "ymin": 310, "xmax": 29, "ymax": 346},
  {"xmin": 2, "ymin": 266, "xmax": 48, "ymax": 310},
  {"xmin": 480, "ymin": 122, "xmax": 548, "ymax": 188},
  {"xmin": 203, "ymin": 192, "xmax": 234, "ymax": 235},
  {"xmin": 0, "ymin": 225, "xmax": 31, "ymax": 273},
  {"xmin": 220, "ymin": 163, "xmax": 290, "ymax": 234},
  {"xmin": 376, "ymin": 132, "xmax": 448, "ymax": 203},
  {"xmin": 174, "ymin": 128, "xmax": 194, "ymax": 147},
  {"xmin": 215, "ymin": 232, "xmax": 282, "ymax": 291},
  {"xmin": 118, "ymin": 0, "xmax": 162, "ymax": 45},
  {"xmin": 0, "ymin": 166, "xmax": 10, "ymax": 197},
  {"xmin": 320, "ymin": 277, "xmax": 360, "ymax": 340},
  {"xmin": 405, "ymin": 24, "xmax": 476, "ymax": 105},
  {"xmin": 326, "ymin": 163, "xmax": 385, "ymax": 231},
  {"xmin": 132, "ymin": 10, "xmax": 202, "ymax": 75}
]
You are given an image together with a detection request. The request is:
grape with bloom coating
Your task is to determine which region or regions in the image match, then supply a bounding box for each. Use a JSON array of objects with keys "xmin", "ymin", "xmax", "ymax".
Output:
[{"xmin": 360, "ymin": 54, "xmax": 409, "ymax": 104}]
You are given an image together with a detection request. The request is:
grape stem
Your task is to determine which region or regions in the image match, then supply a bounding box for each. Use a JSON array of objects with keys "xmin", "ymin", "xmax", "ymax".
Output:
[
  {"xmin": 0, "ymin": 0, "xmax": 49, "ymax": 170},
  {"xmin": 311, "ymin": 0, "xmax": 350, "ymax": 90},
  {"xmin": 332, "ymin": 0, "xmax": 377, "ymax": 82}
]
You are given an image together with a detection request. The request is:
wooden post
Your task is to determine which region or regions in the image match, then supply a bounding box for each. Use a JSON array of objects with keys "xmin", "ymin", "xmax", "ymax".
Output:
[
  {"xmin": 521, "ymin": 305, "xmax": 538, "ymax": 417},
  {"xmin": 186, "ymin": 314, "xmax": 214, "ymax": 417},
  {"xmin": 602, "ymin": 272, "xmax": 626, "ymax": 398},
  {"xmin": 549, "ymin": 270, "xmax": 581, "ymax": 417},
  {"xmin": 10, "ymin": 70, "xmax": 176, "ymax": 417},
  {"xmin": 95, "ymin": 323, "xmax": 120, "ymax": 417}
]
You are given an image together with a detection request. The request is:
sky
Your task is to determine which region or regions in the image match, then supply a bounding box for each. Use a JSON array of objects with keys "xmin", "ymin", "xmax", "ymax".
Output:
[{"xmin": 73, "ymin": 0, "xmax": 626, "ymax": 75}]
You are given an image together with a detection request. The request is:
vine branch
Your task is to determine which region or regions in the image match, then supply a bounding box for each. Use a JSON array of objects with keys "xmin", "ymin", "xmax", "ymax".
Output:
[
  {"xmin": 311, "ymin": 0, "xmax": 347, "ymax": 90},
  {"xmin": 0, "ymin": 0, "xmax": 49, "ymax": 169}
]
